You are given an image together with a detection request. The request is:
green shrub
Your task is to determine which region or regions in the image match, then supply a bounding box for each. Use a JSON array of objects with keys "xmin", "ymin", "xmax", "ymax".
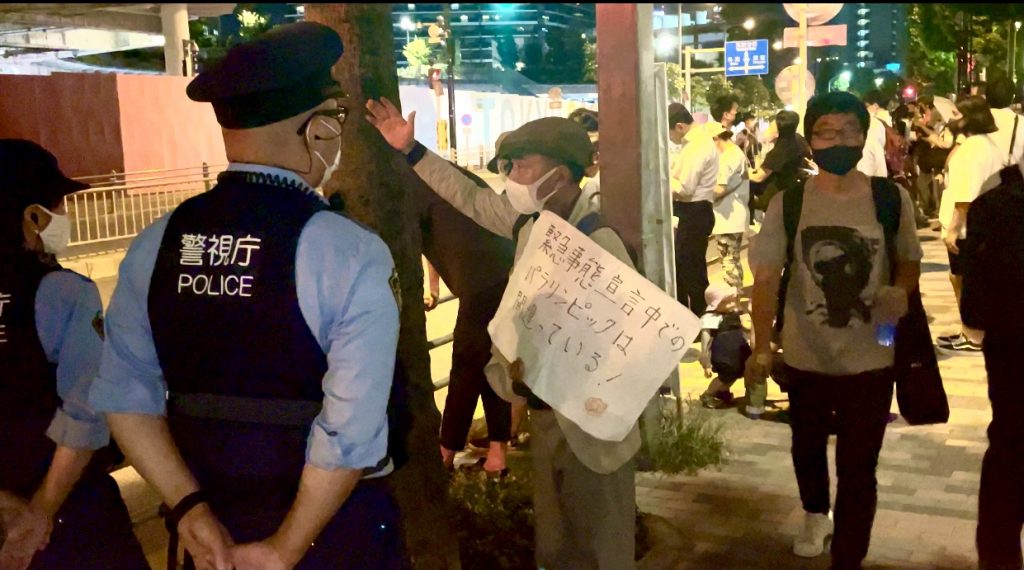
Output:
[
  {"xmin": 638, "ymin": 399, "xmax": 728, "ymax": 475},
  {"xmin": 449, "ymin": 469, "xmax": 535, "ymax": 570}
]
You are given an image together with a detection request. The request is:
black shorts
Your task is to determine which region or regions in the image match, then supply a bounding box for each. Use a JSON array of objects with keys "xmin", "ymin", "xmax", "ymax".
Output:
[{"xmin": 947, "ymin": 238, "xmax": 968, "ymax": 276}]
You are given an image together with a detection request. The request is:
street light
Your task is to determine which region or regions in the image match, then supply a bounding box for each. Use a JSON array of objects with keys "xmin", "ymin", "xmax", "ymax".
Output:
[
  {"xmin": 743, "ymin": 18, "xmax": 755, "ymax": 31},
  {"xmin": 656, "ymin": 33, "xmax": 677, "ymax": 57},
  {"xmin": 400, "ymin": 16, "xmax": 415, "ymax": 43},
  {"xmin": 773, "ymin": 40, "xmax": 783, "ymax": 51}
]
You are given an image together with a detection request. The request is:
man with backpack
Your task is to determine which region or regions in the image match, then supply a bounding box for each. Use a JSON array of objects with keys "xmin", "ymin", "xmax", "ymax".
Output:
[{"xmin": 745, "ymin": 92, "xmax": 923, "ymax": 570}]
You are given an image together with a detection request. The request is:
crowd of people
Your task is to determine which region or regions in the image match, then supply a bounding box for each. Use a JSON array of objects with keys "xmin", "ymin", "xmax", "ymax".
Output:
[
  {"xmin": 671, "ymin": 83, "xmax": 1023, "ymax": 570},
  {"xmin": 1, "ymin": 18, "xmax": 1023, "ymax": 570}
]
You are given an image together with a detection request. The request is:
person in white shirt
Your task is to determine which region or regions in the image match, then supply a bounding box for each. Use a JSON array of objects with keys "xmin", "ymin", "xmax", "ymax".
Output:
[
  {"xmin": 858, "ymin": 90, "xmax": 891, "ymax": 178},
  {"xmin": 938, "ymin": 95, "xmax": 1005, "ymax": 353},
  {"xmin": 985, "ymin": 77, "xmax": 1024, "ymax": 169},
  {"xmin": 707, "ymin": 122, "xmax": 750, "ymax": 294},
  {"xmin": 669, "ymin": 102, "xmax": 720, "ymax": 313}
]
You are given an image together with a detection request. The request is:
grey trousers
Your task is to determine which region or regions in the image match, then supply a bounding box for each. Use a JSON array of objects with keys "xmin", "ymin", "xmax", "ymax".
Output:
[{"xmin": 531, "ymin": 410, "xmax": 636, "ymax": 570}]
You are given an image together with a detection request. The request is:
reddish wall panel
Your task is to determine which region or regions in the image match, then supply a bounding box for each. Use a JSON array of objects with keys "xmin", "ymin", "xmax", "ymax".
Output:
[
  {"xmin": 0, "ymin": 74, "xmax": 124, "ymax": 178},
  {"xmin": 115, "ymin": 75, "xmax": 226, "ymax": 177}
]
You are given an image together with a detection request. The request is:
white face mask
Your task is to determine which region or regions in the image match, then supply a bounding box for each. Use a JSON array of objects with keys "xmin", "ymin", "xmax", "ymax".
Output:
[
  {"xmin": 37, "ymin": 206, "xmax": 71, "ymax": 255},
  {"xmin": 505, "ymin": 168, "xmax": 559, "ymax": 215}
]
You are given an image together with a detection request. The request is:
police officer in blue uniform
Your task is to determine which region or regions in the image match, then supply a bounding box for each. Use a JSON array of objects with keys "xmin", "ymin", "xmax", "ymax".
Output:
[
  {"xmin": 0, "ymin": 140, "xmax": 148, "ymax": 570},
  {"xmin": 87, "ymin": 22, "xmax": 404, "ymax": 570}
]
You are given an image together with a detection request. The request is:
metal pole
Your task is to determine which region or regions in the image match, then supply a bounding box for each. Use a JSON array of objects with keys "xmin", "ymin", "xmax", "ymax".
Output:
[
  {"xmin": 677, "ymin": 3, "xmax": 683, "ymax": 68},
  {"xmin": 796, "ymin": 4, "xmax": 809, "ymax": 123},
  {"xmin": 684, "ymin": 46, "xmax": 692, "ymax": 105},
  {"xmin": 446, "ymin": 26, "xmax": 457, "ymax": 156}
]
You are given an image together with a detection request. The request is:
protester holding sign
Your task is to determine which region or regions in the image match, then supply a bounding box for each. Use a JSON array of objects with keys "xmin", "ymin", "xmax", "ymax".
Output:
[{"xmin": 366, "ymin": 99, "xmax": 699, "ymax": 569}]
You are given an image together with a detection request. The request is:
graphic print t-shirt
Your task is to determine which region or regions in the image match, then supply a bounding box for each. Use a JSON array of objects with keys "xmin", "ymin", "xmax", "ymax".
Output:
[{"xmin": 749, "ymin": 184, "xmax": 923, "ymax": 375}]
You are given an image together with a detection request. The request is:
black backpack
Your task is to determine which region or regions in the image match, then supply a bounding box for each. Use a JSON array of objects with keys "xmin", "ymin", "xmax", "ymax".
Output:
[{"xmin": 777, "ymin": 178, "xmax": 949, "ymax": 425}]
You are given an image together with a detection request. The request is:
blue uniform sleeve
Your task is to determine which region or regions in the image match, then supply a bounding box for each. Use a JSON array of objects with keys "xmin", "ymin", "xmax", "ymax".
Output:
[
  {"xmin": 35, "ymin": 272, "xmax": 109, "ymax": 450},
  {"xmin": 296, "ymin": 212, "xmax": 400, "ymax": 471},
  {"xmin": 88, "ymin": 217, "xmax": 169, "ymax": 416}
]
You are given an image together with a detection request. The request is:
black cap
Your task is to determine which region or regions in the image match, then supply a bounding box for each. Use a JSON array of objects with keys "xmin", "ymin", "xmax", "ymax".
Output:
[
  {"xmin": 486, "ymin": 117, "xmax": 595, "ymax": 174},
  {"xmin": 187, "ymin": 22, "xmax": 345, "ymax": 129},
  {"xmin": 0, "ymin": 139, "xmax": 89, "ymax": 215}
]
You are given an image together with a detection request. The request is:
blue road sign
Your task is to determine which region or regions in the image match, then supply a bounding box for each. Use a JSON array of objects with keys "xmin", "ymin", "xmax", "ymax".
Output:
[{"xmin": 724, "ymin": 39, "xmax": 769, "ymax": 77}]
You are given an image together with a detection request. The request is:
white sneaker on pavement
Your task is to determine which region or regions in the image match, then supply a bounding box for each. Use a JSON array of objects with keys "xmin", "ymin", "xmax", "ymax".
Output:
[{"xmin": 793, "ymin": 511, "xmax": 833, "ymax": 558}]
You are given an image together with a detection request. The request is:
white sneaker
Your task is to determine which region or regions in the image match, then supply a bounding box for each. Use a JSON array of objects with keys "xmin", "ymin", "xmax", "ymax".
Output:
[{"xmin": 793, "ymin": 511, "xmax": 833, "ymax": 558}]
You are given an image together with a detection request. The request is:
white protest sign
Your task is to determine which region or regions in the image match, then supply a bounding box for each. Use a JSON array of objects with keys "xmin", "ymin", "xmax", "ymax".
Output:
[{"xmin": 487, "ymin": 211, "xmax": 701, "ymax": 442}]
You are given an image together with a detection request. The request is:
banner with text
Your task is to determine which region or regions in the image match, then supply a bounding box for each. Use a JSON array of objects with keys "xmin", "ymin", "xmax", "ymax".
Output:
[{"xmin": 487, "ymin": 212, "xmax": 701, "ymax": 441}]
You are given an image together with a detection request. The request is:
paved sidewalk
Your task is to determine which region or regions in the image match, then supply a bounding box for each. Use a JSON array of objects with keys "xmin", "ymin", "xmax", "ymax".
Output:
[{"xmin": 636, "ymin": 230, "xmax": 988, "ymax": 569}]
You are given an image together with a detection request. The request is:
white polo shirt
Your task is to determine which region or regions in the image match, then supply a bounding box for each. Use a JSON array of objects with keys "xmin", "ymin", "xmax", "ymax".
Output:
[
  {"xmin": 712, "ymin": 142, "xmax": 750, "ymax": 235},
  {"xmin": 670, "ymin": 126, "xmax": 719, "ymax": 203}
]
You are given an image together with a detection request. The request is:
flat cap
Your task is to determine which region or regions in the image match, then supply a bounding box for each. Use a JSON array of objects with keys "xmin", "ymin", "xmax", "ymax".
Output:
[
  {"xmin": 187, "ymin": 22, "xmax": 345, "ymax": 129},
  {"xmin": 0, "ymin": 139, "xmax": 88, "ymax": 215},
  {"xmin": 487, "ymin": 117, "xmax": 595, "ymax": 174}
]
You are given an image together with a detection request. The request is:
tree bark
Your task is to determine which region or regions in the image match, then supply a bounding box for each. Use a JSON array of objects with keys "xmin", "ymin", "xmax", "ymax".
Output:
[{"xmin": 304, "ymin": 5, "xmax": 459, "ymax": 569}]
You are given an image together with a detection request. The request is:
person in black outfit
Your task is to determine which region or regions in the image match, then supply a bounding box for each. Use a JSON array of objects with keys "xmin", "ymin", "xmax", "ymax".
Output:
[
  {"xmin": 961, "ymin": 165, "xmax": 1024, "ymax": 570},
  {"xmin": 749, "ymin": 110, "xmax": 812, "ymax": 212},
  {"xmin": 416, "ymin": 168, "xmax": 515, "ymax": 475}
]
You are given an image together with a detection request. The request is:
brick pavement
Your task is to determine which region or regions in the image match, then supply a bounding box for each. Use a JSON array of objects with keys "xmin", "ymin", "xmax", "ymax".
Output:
[{"xmin": 636, "ymin": 230, "xmax": 989, "ymax": 569}]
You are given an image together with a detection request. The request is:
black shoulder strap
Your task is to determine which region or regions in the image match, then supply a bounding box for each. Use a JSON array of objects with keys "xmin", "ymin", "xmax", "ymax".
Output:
[
  {"xmin": 775, "ymin": 185, "xmax": 805, "ymax": 333},
  {"xmin": 512, "ymin": 213, "xmax": 540, "ymax": 251},
  {"xmin": 782, "ymin": 185, "xmax": 805, "ymax": 265},
  {"xmin": 1010, "ymin": 114, "xmax": 1020, "ymax": 166},
  {"xmin": 871, "ymin": 177, "xmax": 902, "ymax": 283}
]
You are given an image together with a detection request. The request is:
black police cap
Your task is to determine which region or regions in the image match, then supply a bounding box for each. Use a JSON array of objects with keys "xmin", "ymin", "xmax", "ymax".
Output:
[
  {"xmin": 0, "ymin": 139, "xmax": 89, "ymax": 215},
  {"xmin": 187, "ymin": 22, "xmax": 345, "ymax": 129}
]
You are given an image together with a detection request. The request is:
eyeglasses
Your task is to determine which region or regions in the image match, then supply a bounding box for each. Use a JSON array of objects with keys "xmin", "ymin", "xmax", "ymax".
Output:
[
  {"xmin": 297, "ymin": 105, "xmax": 349, "ymax": 139},
  {"xmin": 811, "ymin": 126, "xmax": 864, "ymax": 143}
]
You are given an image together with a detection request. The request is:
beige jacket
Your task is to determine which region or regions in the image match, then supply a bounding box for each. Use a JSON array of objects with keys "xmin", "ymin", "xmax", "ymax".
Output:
[{"xmin": 412, "ymin": 149, "xmax": 641, "ymax": 474}]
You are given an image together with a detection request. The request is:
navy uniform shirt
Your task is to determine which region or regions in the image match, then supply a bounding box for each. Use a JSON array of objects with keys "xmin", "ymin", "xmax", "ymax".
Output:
[{"xmin": 89, "ymin": 163, "xmax": 400, "ymax": 471}]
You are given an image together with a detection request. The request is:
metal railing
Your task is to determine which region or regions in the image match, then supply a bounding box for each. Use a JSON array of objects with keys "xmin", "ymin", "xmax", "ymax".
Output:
[
  {"xmin": 64, "ymin": 164, "xmax": 225, "ymax": 247},
  {"xmin": 428, "ymin": 293, "xmax": 458, "ymax": 391},
  {"xmin": 443, "ymin": 146, "xmax": 498, "ymax": 172}
]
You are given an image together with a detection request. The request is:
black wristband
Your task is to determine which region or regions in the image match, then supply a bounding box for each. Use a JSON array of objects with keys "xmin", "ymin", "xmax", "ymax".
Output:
[
  {"xmin": 405, "ymin": 141, "xmax": 427, "ymax": 166},
  {"xmin": 168, "ymin": 490, "xmax": 207, "ymax": 527}
]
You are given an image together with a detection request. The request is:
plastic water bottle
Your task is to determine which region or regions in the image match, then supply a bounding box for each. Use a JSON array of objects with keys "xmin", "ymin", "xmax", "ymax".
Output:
[
  {"xmin": 746, "ymin": 381, "xmax": 767, "ymax": 419},
  {"xmin": 875, "ymin": 323, "xmax": 897, "ymax": 347}
]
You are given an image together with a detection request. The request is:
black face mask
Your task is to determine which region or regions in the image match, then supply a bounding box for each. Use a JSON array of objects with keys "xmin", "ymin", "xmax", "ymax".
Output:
[{"xmin": 812, "ymin": 145, "xmax": 863, "ymax": 176}]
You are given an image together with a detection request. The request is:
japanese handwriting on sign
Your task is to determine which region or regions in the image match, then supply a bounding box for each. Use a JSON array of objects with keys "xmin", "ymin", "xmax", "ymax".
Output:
[
  {"xmin": 0, "ymin": 293, "xmax": 9, "ymax": 343},
  {"xmin": 566, "ymin": 245, "xmax": 585, "ymax": 272},
  {"xmin": 487, "ymin": 211, "xmax": 703, "ymax": 443},
  {"xmin": 658, "ymin": 322, "xmax": 690, "ymax": 352}
]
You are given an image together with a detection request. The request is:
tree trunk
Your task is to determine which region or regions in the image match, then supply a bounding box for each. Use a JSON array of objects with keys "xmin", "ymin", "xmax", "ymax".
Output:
[{"xmin": 304, "ymin": 5, "xmax": 459, "ymax": 569}]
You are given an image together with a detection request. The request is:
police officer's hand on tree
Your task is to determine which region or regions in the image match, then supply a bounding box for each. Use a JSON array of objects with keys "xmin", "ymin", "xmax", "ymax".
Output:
[
  {"xmin": 365, "ymin": 97, "xmax": 416, "ymax": 153},
  {"xmin": 0, "ymin": 492, "xmax": 50, "ymax": 570}
]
